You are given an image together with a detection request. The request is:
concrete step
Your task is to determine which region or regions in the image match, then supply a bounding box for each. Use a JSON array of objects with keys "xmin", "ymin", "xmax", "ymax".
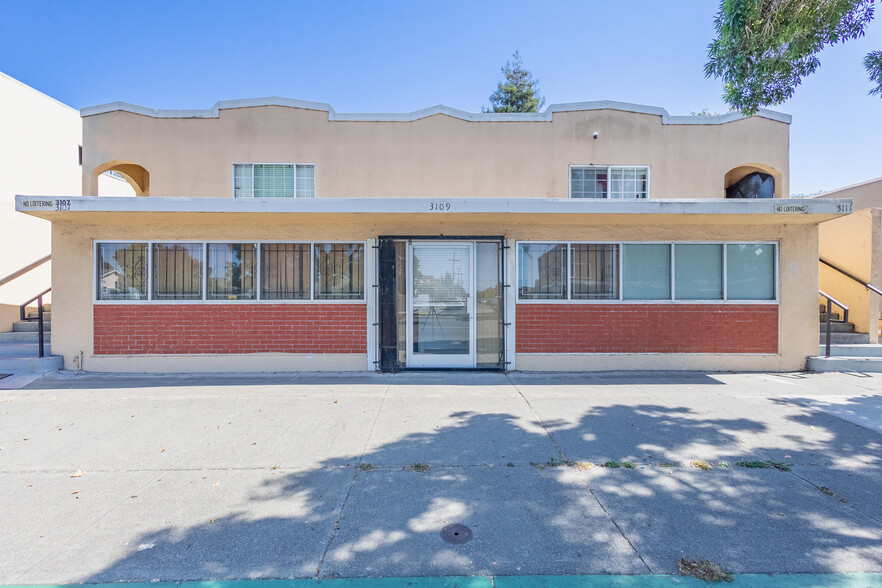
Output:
[
  {"xmin": 0, "ymin": 331, "xmax": 50, "ymax": 344},
  {"xmin": 808, "ymin": 355, "xmax": 882, "ymax": 372},
  {"xmin": 818, "ymin": 322, "xmax": 855, "ymax": 333},
  {"xmin": 0, "ymin": 343, "xmax": 51, "ymax": 357},
  {"xmin": 26, "ymin": 311, "xmax": 51, "ymax": 320},
  {"xmin": 819, "ymin": 313, "xmax": 841, "ymax": 321},
  {"xmin": 818, "ymin": 343, "xmax": 882, "ymax": 357},
  {"xmin": 12, "ymin": 321, "xmax": 51, "ymax": 333},
  {"xmin": 0, "ymin": 355, "xmax": 62, "ymax": 373},
  {"xmin": 819, "ymin": 332, "xmax": 870, "ymax": 344}
]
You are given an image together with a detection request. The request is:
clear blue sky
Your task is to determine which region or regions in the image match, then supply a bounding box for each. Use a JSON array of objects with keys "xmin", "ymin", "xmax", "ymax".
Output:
[{"xmin": 1, "ymin": 0, "xmax": 879, "ymax": 195}]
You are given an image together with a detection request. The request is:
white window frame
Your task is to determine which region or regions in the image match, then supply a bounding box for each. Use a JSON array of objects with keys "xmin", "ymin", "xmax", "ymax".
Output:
[
  {"xmin": 232, "ymin": 162, "xmax": 316, "ymax": 199},
  {"xmin": 94, "ymin": 242, "xmax": 151, "ymax": 302},
  {"xmin": 568, "ymin": 165, "xmax": 651, "ymax": 199},
  {"xmin": 93, "ymin": 240, "xmax": 367, "ymax": 305},
  {"xmin": 515, "ymin": 240, "xmax": 778, "ymax": 305}
]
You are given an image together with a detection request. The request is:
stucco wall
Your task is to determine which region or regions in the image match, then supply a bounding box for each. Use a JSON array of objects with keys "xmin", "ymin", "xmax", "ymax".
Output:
[
  {"xmin": 82, "ymin": 105, "xmax": 789, "ymax": 200},
  {"xmin": 0, "ymin": 72, "xmax": 81, "ymax": 327},
  {"xmin": 50, "ymin": 213, "xmax": 817, "ymax": 372},
  {"xmin": 816, "ymin": 177, "xmax": 882, "ymax": 210},
  {"xmin": 815, "ymin": 178, "xmax": 882, "ymax": 341},
  {"xmin": 818, "ymin": 209, "xmax": 881, "ymax": 340}
]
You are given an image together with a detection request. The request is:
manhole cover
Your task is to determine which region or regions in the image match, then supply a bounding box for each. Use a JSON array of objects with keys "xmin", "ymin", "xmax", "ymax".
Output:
[{"xmin": 440, "ymin": 523, "xmax": 472, "ymax": 544}]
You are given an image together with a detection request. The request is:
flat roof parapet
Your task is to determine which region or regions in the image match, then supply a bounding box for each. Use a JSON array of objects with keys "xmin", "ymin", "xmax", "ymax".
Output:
[{"xmin": 80, "ymin": 98, "xmax": 792, "ymax": 125}]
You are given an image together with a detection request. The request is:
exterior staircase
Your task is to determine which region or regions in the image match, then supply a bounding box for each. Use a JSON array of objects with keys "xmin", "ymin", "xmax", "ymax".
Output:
[
  {"xmin": 808, "ymin": 307, "xmax": 882, "ymax": 372},
  {"xmin": 0, "ymin": 304, "xmax": 62, "ymax": 375}
]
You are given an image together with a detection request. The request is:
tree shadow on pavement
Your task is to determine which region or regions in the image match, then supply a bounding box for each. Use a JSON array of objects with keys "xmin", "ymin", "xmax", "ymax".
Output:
[{"xmin": 59, "ymin": 400, "xmax": 882, "ymax": 582}]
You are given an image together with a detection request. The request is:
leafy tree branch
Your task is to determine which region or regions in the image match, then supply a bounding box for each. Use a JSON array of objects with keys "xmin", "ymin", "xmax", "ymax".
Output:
[{"xmin": 705, "ymin": 0, "xmax": 878, "ymax": 114}]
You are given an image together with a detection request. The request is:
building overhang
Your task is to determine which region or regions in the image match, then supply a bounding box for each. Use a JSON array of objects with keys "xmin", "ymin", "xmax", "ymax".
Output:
[{"xmin": 15, "ymin": 195, "xmax": 850, "ymax": 226}]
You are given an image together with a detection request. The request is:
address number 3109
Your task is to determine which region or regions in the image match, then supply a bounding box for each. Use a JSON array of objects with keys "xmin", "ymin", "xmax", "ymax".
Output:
[{"xmin": 429, "ymin": 202, "xmax": 451, "ymax": 211}]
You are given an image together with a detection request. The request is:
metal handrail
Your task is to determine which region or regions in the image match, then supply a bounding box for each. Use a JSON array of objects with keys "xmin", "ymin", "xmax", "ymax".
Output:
[
  {"xmin": 21, "ymin": 287, "xmax": 51, "ymax": 321},
  {"xmin": 0, "ymin": 255, "xmax": 50, "ymax": 289},
  {"xmin": 0, "ymin": 256, "xmax": 52, "ymax": 360},
  {"xmin": 20, "ymin": 287, "xmax": 51, "ymax": 358},
  {"xmin": 36, "ymin": 293, "xmax": 46, "ymax": 358},
  {"xmin": 819, "ymin": 257, "xmax": 882, "ymax": 357},
  {"xmin": 820, "ymin": 258, "xmax": 882, "ymax": 297},
  {"xmin": 820, "ymin": 289, "xmax": 849, "ymax": 358}
]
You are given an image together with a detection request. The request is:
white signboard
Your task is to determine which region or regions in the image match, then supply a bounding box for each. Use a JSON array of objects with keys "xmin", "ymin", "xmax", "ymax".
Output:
[
  {"xmin": 774, "ymin": 204, "xmax": 808, "ymax": 213},
  {"xmin": 18, "ymin": 198, "xmax": 72, "ymax": 212}
]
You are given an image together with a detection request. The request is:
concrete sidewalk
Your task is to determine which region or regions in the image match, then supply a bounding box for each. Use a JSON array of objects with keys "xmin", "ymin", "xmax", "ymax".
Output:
[{"xmin": 1, "ymin": 370, "xmax": 881, "ymax": 583}]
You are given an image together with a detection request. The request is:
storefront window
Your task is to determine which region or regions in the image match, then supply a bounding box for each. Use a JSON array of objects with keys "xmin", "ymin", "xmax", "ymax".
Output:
[
  {"xmin": 623, "ymin": 244, "xmax": 670, "ymax": 300},
  {"xmin": 96, "ymin": 243, "xmax": 148, "ymax": 300},
  {"xmin": 727, "ymin": 244, "xmax": 776, "ymax": 300},
  {"xmin": 674, "ymin": 244, "xmax": 723, "ymax": 300},
  {"xmin": 207, "ymin": 243, "xmax": 256, "ymax": 300},
  {"xmin": 518, "ymin": 243, "xmax": 566, "ymax": 299},
  {"xmin": 314, "ymin": 243, "xmax": 364, "ymax": 300},
  {"xmin": 261, "ymin": 243, "xmax": 310, "ymax": 299},
  {"xmin": 571, "ymin": 244, "xmax": 618, "ymax": 299},
  {"xmin": 152, "ymin": 243, "xmax": 203, "ymax": 300}
]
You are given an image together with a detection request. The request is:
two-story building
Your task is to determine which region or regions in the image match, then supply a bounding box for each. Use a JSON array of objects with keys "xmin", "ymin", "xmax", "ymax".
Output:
[{"xmin": 15, "ymin": 98, "xmax": 850, "ymax": 373}]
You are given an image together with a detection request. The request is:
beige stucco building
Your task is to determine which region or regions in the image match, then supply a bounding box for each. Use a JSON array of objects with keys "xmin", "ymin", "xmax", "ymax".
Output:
[
  {"xmin": 815, "ymin": 177, "xmax": 882, "ymax": 341},
  {"xmin": 16, "ymin": 98, "xmax": 850, "ymax": 373}
]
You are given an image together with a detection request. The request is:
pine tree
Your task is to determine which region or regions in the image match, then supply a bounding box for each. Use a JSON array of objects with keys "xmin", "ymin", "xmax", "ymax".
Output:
[{"xmin": 484, "ymin": 51, "xmax": 546, "ymax": 113}]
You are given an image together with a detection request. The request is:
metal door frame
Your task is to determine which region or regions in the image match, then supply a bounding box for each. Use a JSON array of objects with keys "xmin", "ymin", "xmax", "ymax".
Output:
[{"xmin": 375, "ymin": 235, "xmax": 506, "ymax": 372}]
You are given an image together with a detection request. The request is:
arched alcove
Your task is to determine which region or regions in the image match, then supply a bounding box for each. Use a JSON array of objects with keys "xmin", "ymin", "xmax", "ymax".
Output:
[
  {"xmin": 724, "ymin": 163, "xmax": 783, "ymax": 198},
  {"xmin": 91, "ymin": 161, "xmax": 150, "ymax": 196}
]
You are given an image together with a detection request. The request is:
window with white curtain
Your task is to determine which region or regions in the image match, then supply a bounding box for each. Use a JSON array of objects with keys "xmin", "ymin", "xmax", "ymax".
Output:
[{"xmin": 233, "ymin": 163, "xmax": 315, "ymax": 198}]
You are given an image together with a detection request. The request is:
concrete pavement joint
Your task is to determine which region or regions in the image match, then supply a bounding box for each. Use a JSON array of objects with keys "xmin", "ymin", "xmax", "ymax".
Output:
[
  {"xmin": 629, "ymin": 375, "xmax": 882, "ymax": 525},
  {"xmin": 504, "ymin": 373, "xmax": 653, "ymax": 574},
  {"xmin": 357, "ymin": 373, "xmax": 394, "ymax": 464},
  {"xmin": 786, "ymin": 467, "xmax": 882, "ymax": 526},
  {"xmin": 8, "ymin": 461, "xmax": 822, "ymax": 475},
  {"xmin": 504, "ymin": 373, "xmax": 568, "ymax": 460},
  {"xmin": 629, "ymin": 378, "xmax": 783, "ymax": 464},
  {"xmin": 314, "ymin": 373, "xmax": 395, "ymax": 578},
  {"xmin": 719, "ymin": 380, "xmax": 882, "ymax": 526}
]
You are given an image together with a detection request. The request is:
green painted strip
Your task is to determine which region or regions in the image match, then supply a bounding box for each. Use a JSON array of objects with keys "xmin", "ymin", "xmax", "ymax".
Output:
[
  {"xmin": 5, "ymin": 575, "xmax": 882, "ymax": 588},
  {"xmin": 2, "ymin": 585, "xmax": 178, "ymax": 588},
  {"xmin": 494, "ymin": 574, "xmax": 882, "ymax": 588},
  {"xmin": 733, "ymin": 573, "xmax": 882, "ymax": 587},
  {"xmin": 183, "ymin": 582, "xmax": 316, "ymax": 588},
  {"xmin": 493, "ymin": 575, "xmax": 706, "ymax": 587},
  {"xmin": 183, "ymin": 580, "xmax": 491, "ymax": 588},
  {"xmin": 305, "ymin": 579, "xmax": 492, "ymax": 588}
]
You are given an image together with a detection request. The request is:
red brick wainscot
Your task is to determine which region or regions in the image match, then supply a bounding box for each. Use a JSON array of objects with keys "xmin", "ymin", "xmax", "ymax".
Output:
[
  {"xmin": 94, "ymin": 304, "xmax": 366, "ymax": 355},
  {"xmin": 516, "ymin": 304, "xmax": 778, "ymax": 354}
]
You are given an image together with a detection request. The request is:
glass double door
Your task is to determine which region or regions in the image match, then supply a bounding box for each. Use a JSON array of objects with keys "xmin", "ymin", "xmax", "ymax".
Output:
[{"xmin": 406, "ymin": 242, "xmax": 476, "ymax": 368}]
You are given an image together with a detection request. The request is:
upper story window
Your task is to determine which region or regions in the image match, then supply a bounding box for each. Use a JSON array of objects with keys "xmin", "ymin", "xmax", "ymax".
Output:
[
  {"xmin": 234, "ymin": 163, "xmax": 316, "ymax": 198},
  {"xmin": 570, "ymin": 166, "xmax": 649, "ymax": 199}
]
